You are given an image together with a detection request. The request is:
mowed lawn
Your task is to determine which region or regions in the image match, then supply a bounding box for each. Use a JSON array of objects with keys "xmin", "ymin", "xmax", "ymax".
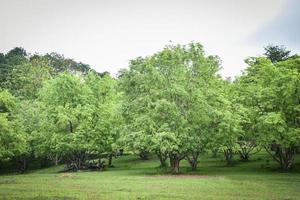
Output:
[{"xmin": 0, "ymin": 153, "xmax": 300, "ymax": 200}]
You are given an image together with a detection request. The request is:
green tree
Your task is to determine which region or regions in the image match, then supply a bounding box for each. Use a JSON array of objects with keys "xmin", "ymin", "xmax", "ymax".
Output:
[
  {"xmin": 120, "ymin": 43, "xmax": 221, "ymax": 173},
  {"xmin": 232, "ymin": 79, "xmax": 261, "ymax": 161},
  {"xmin": 0, "ymin": 47, "xmax": 28, "ymax": 89},
  {"xmin": 38, "ymin": 73, "xmax": 93, "ymax": 170},
  {"xmin": 0, "ymin": 90, "xmax": 28, "ymax": 169},
  {"xmin": 264, "ymin": 44, "xmax": 291, "ymax": 63},
  {"xmin": 206, "ymin": 81, "xmax": 242, "ymax": 165},
  {"xmin": 85, "ymin": 72, "xmax": 122, "ymax": 167},
  {"xmin": 37, "ymin": 72, "xmax": 121, "ymax": 170},
  {"xmin": 5, "ymin": 58, "xmax": 51, "ymax": 99},
  {"xmin": 240, "ymin": 56, "xmax": 300, "ymax": 170},
  {"xmin": 43, "ymin": 52, "xmax": 92, "ymax": 75}
]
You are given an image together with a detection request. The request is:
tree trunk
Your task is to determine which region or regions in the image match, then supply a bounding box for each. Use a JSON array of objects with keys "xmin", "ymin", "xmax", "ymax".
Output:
[
  {"xmin": 238, "ymin": 141, "xmax": 259, "ymax": 162},
  {"xmin": 40, "ymin": 156, "xmax": 49, "ymax": 168},
  {"xmin": 239, "ymin": 151, "xmax": 249, "ymax": 161},
  {"xmin": 156, "ymin": 152, "xmax": 167, "ymax": 167},
  {"xmin": 190, "ymin": 160, "xmax": 197, "ymax": 171},
  {"xmin": 212, "ymin": 149, "xmax": 218, "ymax": 158},
  {"xmin": 108, "ymin": 154, "xmax": 113, "ymax": 167},
  {"xmin": 172, "ymin": 159, "xmax": 180, "ymax": 174},
  {"xmin": 139, "ymin": 151, "xmax": 149, "ymax": 160},
  {"xmin": 78, "ymin": 157, "xmax": 82, "ymax": 170},
  {"xmin": 187, "ymin": 152, "xmax": 199, "ymax": 171},
  {"xmin": 23, "ymin": 158, "xmax": 27, "ymax": 172},
  {"xmin": 68, "ymin": 120, "xmax": 73, "ymax": 133},
  {"xmin": 48, "ymin": 154, "xmax": 60, "ymax": 166},
  {"xmin": 224, "ymin": 148, "xmax": 234, "ymax": 165},
  {"xmin": 169, "ymin": 154, "xmax": 184, "ymax": 174},
  {"xmin": 19, "ymin": 157, "xmax": 27, "ymax": 173},
  {"xmin": 79, "ymin": 151, "xmax": 87, "ymax": 170},
  {"xmin": 54, "ymin": 154, "xmax": 59, "ymax": 166},
  {"xmin": 169, "ymin": 156, "xmax": 174, "ymax": 168},
  {"xmin": 265, "ymin": 145, "xmax": 296, "ymax": 171},
  {"xmin": 68, "ymin": 151, "xmax": 87, "ymax": 171}
]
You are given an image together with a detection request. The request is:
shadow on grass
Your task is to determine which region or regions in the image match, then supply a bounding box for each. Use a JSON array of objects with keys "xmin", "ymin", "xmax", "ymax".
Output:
[{"xmin": 2, "ymin": 153, "xmax": 300, "ymax": 179}]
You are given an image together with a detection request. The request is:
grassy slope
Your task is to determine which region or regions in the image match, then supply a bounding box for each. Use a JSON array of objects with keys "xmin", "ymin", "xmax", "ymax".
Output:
[{"xmin": 0, "ymin": 153, "xmax": 300, "ymax": 200}]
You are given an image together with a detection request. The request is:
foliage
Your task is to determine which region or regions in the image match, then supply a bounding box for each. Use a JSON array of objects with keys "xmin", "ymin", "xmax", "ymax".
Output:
[
  {"xmin": 264, "ymin": 44, "xmax": 291, "ymax": 63},
  {"xmin": 0, "ymin": 44, "xmax": 299, "ymax": 173},
  {"xmin": 237, "ymin": 56, "xmax": 300, "ymax": 170},
  {"xmin": 120, "ymin": 43, "xmax": 222, "ymax": 172},
  {"xmin": 35, "ymin": 72, "xmax": 121, "ymax": 170},
  {"xmin": 5, "ymin": 60, "xmax": 51, "ymax": 99},
  {"xmin": 0, "ymin": 90, "xmax": 28, "ymax": 162}
]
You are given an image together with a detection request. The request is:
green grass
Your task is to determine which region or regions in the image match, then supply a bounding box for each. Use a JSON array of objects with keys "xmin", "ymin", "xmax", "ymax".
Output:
[{"xmin": 0, "ymin": 153, "xmax": 300, "ymax": 200}]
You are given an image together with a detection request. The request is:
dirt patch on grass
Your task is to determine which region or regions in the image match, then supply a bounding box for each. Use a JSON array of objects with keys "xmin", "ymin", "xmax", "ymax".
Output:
[{"xmin": 58, "ymin": 173, "xmax": 73, "ymax": 178}]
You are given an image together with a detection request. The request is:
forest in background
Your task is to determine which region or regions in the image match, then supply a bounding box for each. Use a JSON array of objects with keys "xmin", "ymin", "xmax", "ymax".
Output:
[{"xmin": 0, "ymin": 43, "xmax": 299, "ymax": 174}]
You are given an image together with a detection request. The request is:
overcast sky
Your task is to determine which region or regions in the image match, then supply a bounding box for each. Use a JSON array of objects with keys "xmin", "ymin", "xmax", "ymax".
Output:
[{"xmin": 0, "ymin": 0, "xmax": 299, "ymax": 78}]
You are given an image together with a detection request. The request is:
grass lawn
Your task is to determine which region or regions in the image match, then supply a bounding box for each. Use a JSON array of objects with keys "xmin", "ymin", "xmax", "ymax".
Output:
[{"xmin": 0, "ymin": 152, "xmax": 300, "ymax": 200}]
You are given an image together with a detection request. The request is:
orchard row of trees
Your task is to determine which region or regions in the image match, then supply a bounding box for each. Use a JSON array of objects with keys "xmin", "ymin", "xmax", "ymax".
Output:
[{"xmin": 0, "ymin": 43, "xmax": 299, "ymax": 173}]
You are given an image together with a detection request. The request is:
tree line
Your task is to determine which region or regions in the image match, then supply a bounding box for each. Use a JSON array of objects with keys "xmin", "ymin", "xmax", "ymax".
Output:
[{"xmin": 0, "ymin": 43, "xmax": 299, "ymax": 173}]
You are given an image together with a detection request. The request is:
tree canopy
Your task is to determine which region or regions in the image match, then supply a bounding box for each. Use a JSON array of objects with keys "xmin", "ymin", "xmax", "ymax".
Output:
[{"xmin": 0, "ymin": 43, "xmax": 299, "ymax": 173}]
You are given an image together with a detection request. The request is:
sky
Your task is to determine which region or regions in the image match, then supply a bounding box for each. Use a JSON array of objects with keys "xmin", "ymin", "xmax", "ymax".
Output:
[{"xmin": 0, "ymin": 0, "xmax": 299, "ymax": 78}]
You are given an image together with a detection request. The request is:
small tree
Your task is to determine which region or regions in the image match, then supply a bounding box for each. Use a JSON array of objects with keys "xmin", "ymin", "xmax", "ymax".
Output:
[
  {"xmin": 206, "ymin": 80, "xmax": 243, "ymax": 166},
  {"xmin": 85, "ymin": 72, "xmax": 122, "ymax": 167},
  {"xmin": 264, "ymin": 44, "xmax": 291, "ymax": 63},
  {"xmin": 232, "ymin": 81, "xmax": 261, "ymax": 161}
]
